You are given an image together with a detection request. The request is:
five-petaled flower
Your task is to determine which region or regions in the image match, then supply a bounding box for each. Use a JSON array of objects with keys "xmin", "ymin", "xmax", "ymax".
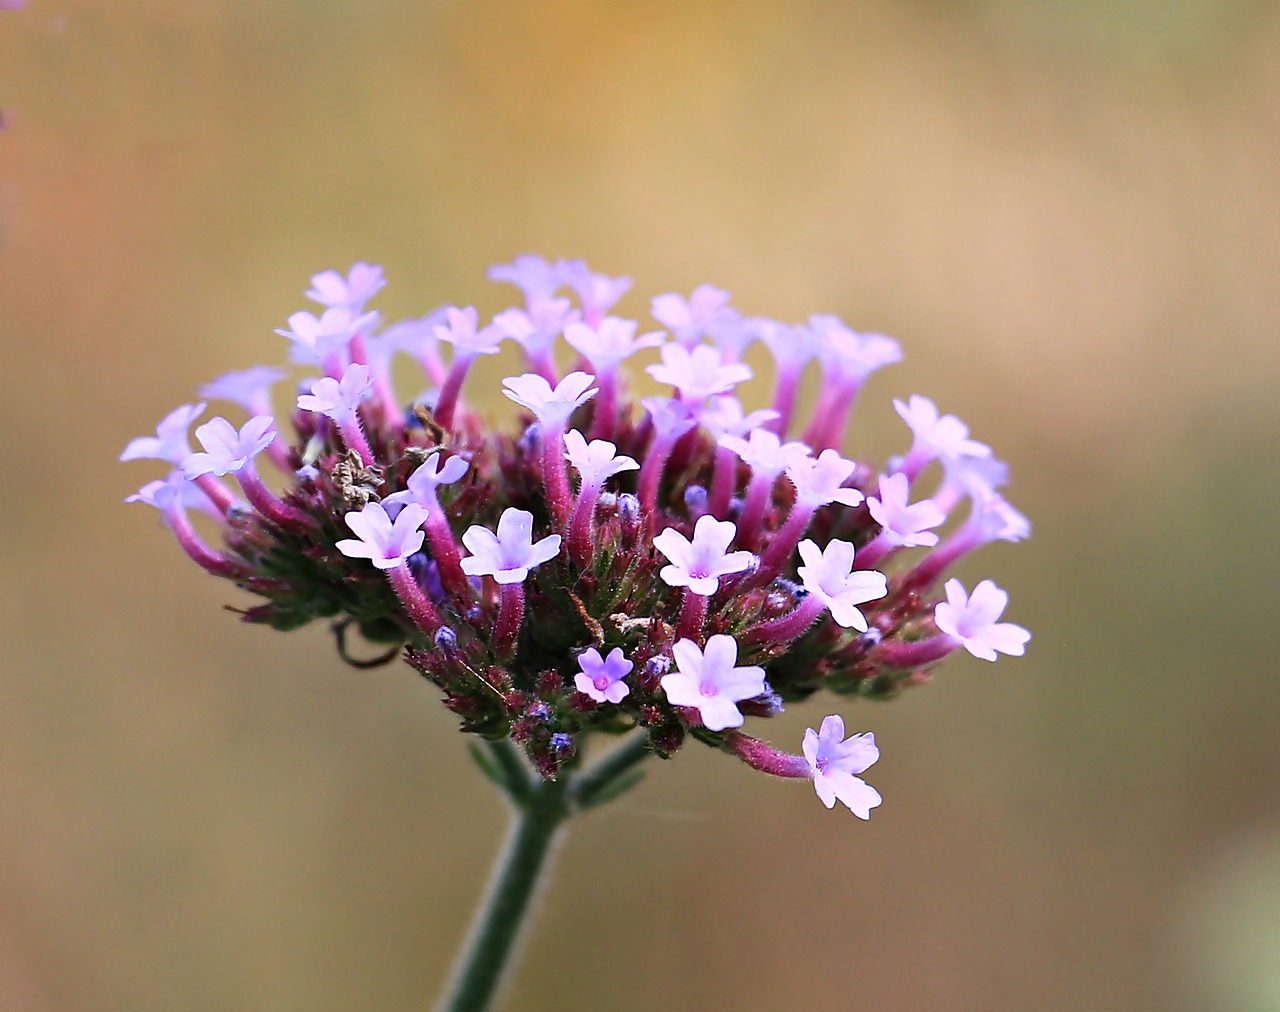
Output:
[
  {"xmin": 501, "ymin": 372, "xmax": 597, "ymax": 431},
  {"xmin": 563, "ymin": 431, "xmax": 639, "ymax": 488},
  {"xmin": 460, "ymin": 508, "xmax": 562, "ymax": 585},
  {"xmin": 183, "ymin": 416, "xmax": 277, "ymax": 478},
  {"xmin": 934, "ymin": 578, "xmax": 1031, "ymax": 661},
  {"xmin": 796, "ymin": 539, "xmax": 887, "ymax": 631},
  {"xmin": 336, "ymin": 501, "xmax": 428, "ymax": 570},
  {"xmin": 296, "ymin": 363, "xmax": 374, "ymax": 421},
  {"xmin": 653, "ymin": 515, "xmax": 754, "ymax": 596},
  {"xmin": 804, "ymin": 715, "xmax": 883, "ymax": 819},
  {"xmin": 661, "ymin": 634, "xmax": 767, "ymax": 731},
  {"xmin": 574, "ymin": 647, "xmax": 632, "ymax": 704},
  {"xmin": 646, "ymin": 344, "xmax": 752, "ymax": 403}
]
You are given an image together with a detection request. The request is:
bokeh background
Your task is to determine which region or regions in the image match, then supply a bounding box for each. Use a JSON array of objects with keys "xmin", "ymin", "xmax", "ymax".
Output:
[{"xmin": 2, "ymin": 2, "xmax": 1278, "ymax": 1009}]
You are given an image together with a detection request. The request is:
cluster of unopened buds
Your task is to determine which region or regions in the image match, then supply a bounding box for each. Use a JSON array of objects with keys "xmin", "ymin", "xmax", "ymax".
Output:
[{"xmin": 123, "ymin": 256, "xmax": 1031, "ymax": 819}]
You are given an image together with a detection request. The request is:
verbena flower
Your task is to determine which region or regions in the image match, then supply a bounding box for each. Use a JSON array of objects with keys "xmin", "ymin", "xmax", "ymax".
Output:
[{"xmin": 122, "ymin": 258, "xmax": 1031, "ymax": 816}]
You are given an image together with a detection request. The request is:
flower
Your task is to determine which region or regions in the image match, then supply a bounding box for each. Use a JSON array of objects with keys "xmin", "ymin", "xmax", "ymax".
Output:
[
  {"xmin": 296, "ymin": 363, "xmax": 373, "ymax": 421},
  {"xmin": 488, "ymin": 254, "xmax": 561, "ymax": 302},
  {"xmin": 653, "ymin": 514, "xmax": 754, "ymax": 596},
  {"xmin": 383, "ymin": 453, "xmax": 470, "ymax": 513},
  {"xmin": 651, "ymin": 284, "xmax": 735, "ymax": 348},
  {"xmin": 574, "ymin": 647, "xmax": 632, "ymax": 704},
  {"xmin": 335, "ymin": 501, "xmax": 428, "ymax": 570},
  {"xmin": 563, "ymin": 317, "xmax": 665, "ymax": 371},
  {"xmin": 563, "ymin": 431, "xmax": 639, "ymax": 487},
  {"xmin": 698, "ymin": 396, "xmax": 779, "ymax": 441},
  {"xmin": 785, "ymin": 448, "xmax": 865, "ymax": 508},
  {"xmin": 460, "ymin": 508, "xmax": 562, "ymax": 585},
  {"xmin": 557, "ymin": 259, "xmax": 632, "ymax": 319},
  {"xmin": 305, "ymin": 262, "xmax": 386, "ymax": 313},
  {"xmin": 276, "ymin": 307, "xmax": 377, "ymax": 365},
  {"xmin": 865, "ymin": 473, "xmax": 946, "ymax": 548},
  {"xmin": 501, "ymin": 372, "xmax": 597, "ymax": 430},
  {"xmin": 718, "ymin": 428, "xmax": 811, "ymax": 476},
  {"xmin": 660, "ymin": 634, "xmax": 766, "ymax": 731},
  {"xmin": 434, "ymin": 306, "xmax": 507, "ymax": 357},
  {"xmin": 182, "ymin": 416, "xmax": 276, "ymax": 478},
  {"xmin": 810, "ymin": 315, "xmax": 902, "ymax": 382},
  {"xmin": 641, "ymin": 396, "xmax": 698, "ymax": 441},
  {"xmin": 803, "ymin": 715, "xmax": 882, "ymax": 818},
  {"xmin": 645, "ymin": 344, "xmax": 752, "ymax": 402},
  {"xmin": 199, "ymin": 367, "xmax": 286, "ymax": 414},
  {"xmin": 894, "ymin": 394, "xmax": 991, "ymax": 463},
  {"xmin": 493, "ymin": 298, "xmax": 580, "ymax": 362},
  {"xmin": 120, "ymin": 402, "xmax": 206, "ymax": 464},
  {"xmin": 796, "ymin": 539, "xmax": 887, "ymax": 631},
  {"xmin": 934, "ymin": 578, "xmax": 1031, "ymax": 661}
]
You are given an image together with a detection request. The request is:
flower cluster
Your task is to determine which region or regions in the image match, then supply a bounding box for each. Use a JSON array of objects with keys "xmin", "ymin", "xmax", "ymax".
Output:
[{"xmin": 123, "ymin": 257, "xmax": 1031, "ymax": 817}]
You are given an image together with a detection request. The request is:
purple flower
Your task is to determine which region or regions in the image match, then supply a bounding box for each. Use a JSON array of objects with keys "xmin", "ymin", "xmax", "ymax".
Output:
[
  {"xmin": 563, "ymin": 430, "xmax": 639, "ymax": 487},
  {"xmin": 460, "ymin": 508, "xmax": 562, "ymax": 585},
  {"xmin": 803, "ymin": 714, "xmax": 882, "ymax": 818},
  {"xmin": 718, "ymin": 428, "xmax": 811, "ymax": 476},
  {"xmin": 199, "ymin": 367, "xmax": 286, "ymax": 415},
  {"xmin": 810, "ymin": 315, "xmax": 902, "ymax": 382},
  {"xmin": 660, "ymin": 634, "xmax": 766, "ymax": 732},
  {"xmin": 335, "ymin": 501, "xmax": 428, "ymax": 571},
  {"xmin": 653, "ymin": 515, "xmax": 755, "ymax": 596},
  {"xmin": 796, "ymin": 539, "xmax": 887, "ymax": 631},
  {"xmin": 557, "ymin": 259, "xmax": 632, "ymax": 320},
  {"xmin": 276, "ymin": 307, "xmax": 377, "ymax": 365},
  {"xmin": 493, "ymin": 298, "xmax": 580, "ymax": 362},
  {"xmin": 182, "ymin": 416, "xmax": 276, "ymax": 478},
  {"xmin": 785, "ymin": 448, "xmax": 865, "ymax": 508},
  {"xmin": 934, "ymin": 578, "xmax": 1031, "ymax": 661},
  {"xmin": 383, "ymin": 453, "xmax": 470, "ymax": 514},
  {"xmin": 641, "ymin": 396, "xmax": 698, "ymax": 441},
  {"xmin": 651, "ymin": 284, "xmax": 735, "ymax": 348},
  {"xmin": 125, "ymin": 471, "xmax": 194, "ymax": 512},
  {"xmin": 433, "ymin": 306, "xmax": 507, "ymax": 357},
  {"xmin": 296, "ymin": 363, "xmax": 374, "ymax": 421},
  {"xmin": 563, "ymin": 317, "xmax": 665, "ymax": 371},
  {"xmin": 501, "ymin": 372, "xmax": 597, "ymax": 431},
  {"xmin": 488, "ymin": 254, "xmax": 561, "ymax": 302},
  {"xmin": 895, "ymin": 395, "xmax": 991, "ymax": 463},
  {"xmin": 865, "ymin": 473, "xmax": 946, "ymax": 548},
  {"xmin": 574, "ymin": 646, "xmax": 632, "ymax": 704},
  {"xmin": 753, "ymin": 317, "xmax": 819, "ymax": 374},
  {"xmin": 305, "ymin": 262, "xmax": 386, "ymax": 313},
  {"xmin": 646, "ymin": 344, "xmax": 752, "ymax": 403},
  {"xmin": 120, "ymin": 402, "xmax": 206, "ymax": 464},
  {"xmin": 698, "ymin": 396, "xmax": 778, "ymax": 441}
]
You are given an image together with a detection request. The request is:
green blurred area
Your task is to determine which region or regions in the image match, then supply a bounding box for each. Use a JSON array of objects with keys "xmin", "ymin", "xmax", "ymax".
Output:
[{"xmin": 1, "ymin": 2, "xmax": 1278, "ymax": 1009}]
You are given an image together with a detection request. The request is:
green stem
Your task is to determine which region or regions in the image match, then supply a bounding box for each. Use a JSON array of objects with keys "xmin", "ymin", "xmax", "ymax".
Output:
[
  {"xmin": 435, "ymin": 734, "xmax": 653, "ymax": 1012},
  {"xmin": 435, "ymin": 775, "xmax": 570, "ymax": 1012}
]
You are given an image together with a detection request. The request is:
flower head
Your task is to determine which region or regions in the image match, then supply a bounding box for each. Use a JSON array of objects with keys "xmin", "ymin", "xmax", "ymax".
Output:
[
  {"xmin": 383, "ymin": 453, "xmax": 470, "ymax": 513},
  {"xmin": 866, "ymin": 473, "xmax": 946, "ymax": 548},
  {"xmin": 488, "ymin": 254, "xmax": 561, "ymax": 302},
  {"xmin": 895, "ymin": 394, "xmax": 991, "ymax": 462},
  {"xmin": 434, "ymin": 306, "xmax": 507, "ymax": 357},
  {"xmin": 276, "ymin": 307, "xmax": 377, "ymax": 365},
  {"xmin": 557, "ymin": 259, "xmax": 632, "ymax": 319},
  {"xmin": 796, "ymin": 539, "xmax": 887, "ymax": 631},
  {"xmin": 934, "ymin": 578, "xmax": 1031, "ymax": 661},
  {"xmin": 698, "ymin": 396, "xmax": 778, "ymax": 441},
  {"xmin": 502, "ymin": 372, "xmax": 597, "ymax": 431},
  {"xmin": 335, "ymin": 501, "xmax": 428, "ymax": 570},
  {"xmin": 574, "ymin": 647, "xmax": 632, "ymax": 704},
  {"xmin": 120, "ymin": 402, "xmax": 206, "ymax": 464},
  {"xmin": 563, "ymin": 317, "xmax": 665, "ymax": 371},
  {"xmin": 646, "ymin": 344, "xmax": 752, "ymax": 402},
  {"xmin": 803, "ymin": 715, "xmax": 882, "ymax": 818},
  {"xmin": 183, "ymin": 416, "xmax": 276, "ymax": 478},
  {"xmin": 651, "ymin": 284, "xmax": 735, "ymax": 348},
  {"xmin": 563, "ymin": 430, "xmax": 639, "ymax": 488},
  {"xmin": 199, "ymin": 367, "xmax": 286, "ymax": 414},
  {"xmin": 653, "ymin": 514, "xmax": 754, "ymax": 596},
  {"xmin": 305, "ymin": 262, "xmax": 386, "ymax": 313},
  {"xmin": 296, "ymin": 363, "xmax": 373, "ymax": 421},
  {"xmin": 660, "ymin": 634, "xmax": 766, "ymax": 731},
  {"xmin": 786, "ymin": 448, "xmax": 866, "ymax": 508},
  {"xmin": 460, "ymin": 508, "xmax": 562, "ymax": 585}
]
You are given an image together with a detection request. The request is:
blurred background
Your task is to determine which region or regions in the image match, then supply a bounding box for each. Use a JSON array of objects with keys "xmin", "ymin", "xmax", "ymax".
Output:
[{"xmin": 2, "ymin": 1, "xmax": 1278, "ymax": 1009}]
